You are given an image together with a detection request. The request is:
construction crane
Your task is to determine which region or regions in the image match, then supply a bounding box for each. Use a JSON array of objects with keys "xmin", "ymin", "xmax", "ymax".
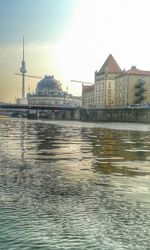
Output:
[
  {"xmin": 15, "ymin": 72, "xmax": 43, "ymax": 97},
  {"xmin": 71, "ymin": 80, "xmax": 93, "ymax": 85},
  {"xmin": 15, "ymin": 73, "xmax": 42, "ymax": 80}
]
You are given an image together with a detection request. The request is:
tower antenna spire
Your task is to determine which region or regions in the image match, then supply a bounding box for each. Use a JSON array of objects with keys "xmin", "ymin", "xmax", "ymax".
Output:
[
  {"xmin": 23, "ymin": 36, "xmax": 24, "ymax": 61},
  {"xmin": 20, "ymin": 36, "xmax": 27, "ymax": 98}
]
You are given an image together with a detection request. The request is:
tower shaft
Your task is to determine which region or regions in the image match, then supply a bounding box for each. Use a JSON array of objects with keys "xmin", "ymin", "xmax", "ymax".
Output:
[
  {"xmin": 22, "ymin": 73, "xmax": 25, "ymax": 99},
  {"xmin": 20, "ymin": 36, "xmax": 27, "ymax": 98}
]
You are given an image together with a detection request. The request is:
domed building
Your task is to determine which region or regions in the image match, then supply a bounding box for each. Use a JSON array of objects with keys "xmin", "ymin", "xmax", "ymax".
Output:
[
  {"xmin": 35, "ymin": 75, "xmax": 62, "ymax": 95},
  {"xmin": 27, "ymin": 75, "xmax": 81, "ymax": 107}
]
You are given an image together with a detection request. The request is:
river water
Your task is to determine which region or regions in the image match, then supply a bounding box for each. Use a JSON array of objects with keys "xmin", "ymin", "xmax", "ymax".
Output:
[{"xmin": 0, "ymin": 118, "xmax": 150, "ymax": 250}]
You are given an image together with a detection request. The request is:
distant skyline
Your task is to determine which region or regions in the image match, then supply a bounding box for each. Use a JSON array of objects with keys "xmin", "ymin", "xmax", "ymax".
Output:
[{"xmin": 1, "ymin": 0, "xmax": 150, "ymax": 102}]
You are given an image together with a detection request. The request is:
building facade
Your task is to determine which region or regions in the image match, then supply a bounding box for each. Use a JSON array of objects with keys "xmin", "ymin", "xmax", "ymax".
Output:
[
  {"xmin": 82, "ymin": 54, "xmax": 150, "ymax": 108},
  {"xmin": 28, "ymin": 75, "xmax": 81, "ymax": 107},
  {"xmin": 115, "ymin": 66, "xmax": 150, "ymax": 107},
  {"xmin": 94, "ymin": 54, "xmax": 122, "ymax": 108},
  {"xmin": 82, "ymin": 85, "xmax": 94, "ymax": 107}
]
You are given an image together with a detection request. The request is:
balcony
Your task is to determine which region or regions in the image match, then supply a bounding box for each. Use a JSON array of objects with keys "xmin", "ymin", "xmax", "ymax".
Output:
[
  {"xmin": 135, "ymin": 78, "xmax": 145, "ymax": 88},
  {"xmin": 134, "ymin": 78, "xmax": 146, "ymax": 104},
  {"xmin": 139, "ymin": 96, "xmax": 145, "ymax": 102},
  {"xmin": 139, "ymin": 88, "xmax": 146, "ymax": 93},
  {"xmin": 135, "ymin": 95, "xmax": 145, "ymax": 104},
  {"xmin": 135, "ymin": 92, "xmax": 140, "ymax": 96},
  {"xmin": 135, "ymin": 88, "xmax": 146, "ymax": 95}
]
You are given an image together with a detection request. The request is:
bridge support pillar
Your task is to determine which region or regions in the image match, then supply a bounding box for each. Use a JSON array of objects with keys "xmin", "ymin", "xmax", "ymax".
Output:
[{"xmin": 28, "ymin": 109, "xmax": 37, "ymax": 119}]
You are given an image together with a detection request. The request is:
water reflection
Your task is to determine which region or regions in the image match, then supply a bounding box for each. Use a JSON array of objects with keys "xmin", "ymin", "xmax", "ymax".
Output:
[
  {"xmin": 0, "ymin": 118, "xmax": 150, "ymax": 249},
  {"xmin": 88, "ymin": 128, "xmax": 150, "ymax": 176}
]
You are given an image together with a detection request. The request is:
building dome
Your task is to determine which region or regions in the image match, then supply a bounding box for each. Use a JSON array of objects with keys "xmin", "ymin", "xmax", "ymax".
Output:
[{"xmin": 35, "ymin": 75, "xmax": 62, "ymax": 95}]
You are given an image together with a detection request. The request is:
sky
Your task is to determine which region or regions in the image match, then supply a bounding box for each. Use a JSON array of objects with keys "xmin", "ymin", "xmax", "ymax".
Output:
[{"xmin": 0, "ymin": 0, "xmax": 150, "ymax": 103}]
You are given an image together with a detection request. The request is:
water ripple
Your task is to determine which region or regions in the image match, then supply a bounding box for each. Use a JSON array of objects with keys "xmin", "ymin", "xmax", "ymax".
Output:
[{"xmin": 0, "ymin": 118, "xmax": 150, "ymax": 249}]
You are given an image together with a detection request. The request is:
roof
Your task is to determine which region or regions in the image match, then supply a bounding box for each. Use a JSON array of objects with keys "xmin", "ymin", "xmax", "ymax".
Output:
[
  {"xmin": 115, "ymin": 69, "xmax": 127, "ymax": 78},
  {"xmin": 98, "ymin": 54, "xmax": 122, "ymax": 74},
  {"xmin": 127, "ymin": 66, "xmax": 150, "ymax": 76},
  {"xmin": 82, "ymin": 85, "xmax": 94, "ymax": 94},
  {"xmin": 36, "ymin": 75, "xmax": 62, "ymax": 94}
]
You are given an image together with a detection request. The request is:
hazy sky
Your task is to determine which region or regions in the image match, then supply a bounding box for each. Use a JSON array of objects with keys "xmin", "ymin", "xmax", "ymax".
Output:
[{"xmin": 0, "ymin": 0, "xmax": 150, "ymax": 102}]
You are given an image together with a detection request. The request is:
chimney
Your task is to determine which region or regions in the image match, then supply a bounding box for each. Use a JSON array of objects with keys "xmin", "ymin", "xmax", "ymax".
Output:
[{"xmin": 131, "ymin": 66, "xmax": 136, "ymax": 69}]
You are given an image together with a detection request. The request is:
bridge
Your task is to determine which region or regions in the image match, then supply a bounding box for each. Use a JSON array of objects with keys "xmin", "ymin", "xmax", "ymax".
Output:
[
  {"xmin": 0, "ymin": 104, "xmax": 80, "ymax": 120},
  {"xmin": 0, "ymin": 104, "xmax": 79, "ymax": 111}
]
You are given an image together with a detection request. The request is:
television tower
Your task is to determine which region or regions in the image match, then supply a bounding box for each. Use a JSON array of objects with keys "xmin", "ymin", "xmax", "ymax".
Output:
[{"xmin": 20, "ymin": 36, "xmax": 27, "ymax": 98}]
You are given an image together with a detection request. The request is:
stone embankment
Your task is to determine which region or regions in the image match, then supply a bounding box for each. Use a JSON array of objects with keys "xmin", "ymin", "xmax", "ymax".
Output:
[
  {"xmin": 80, "ymin": 108, "xmax": 150, "ymax": 123},
  {"xmin": 28, "ymin": 108, "xmax": 150, "ymax": 123}
]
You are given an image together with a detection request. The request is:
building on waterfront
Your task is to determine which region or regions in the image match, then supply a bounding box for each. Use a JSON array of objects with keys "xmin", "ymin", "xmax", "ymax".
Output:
[
  {"xmin": 82, "ymin": 85, "xmax": 94, "ymax": 107},
  {"xmin": 27, "ymin": 75, "xmax": 81, "ymax": 107},
  {"xmin": 82, "ymin": 54, "xmax": 122, "ymax": 108},
  {"xmin": 82, "ymin": 54, "xmax": 150, "ymax": 108},
  {"xmin": 115, "ymin": 66, "xmax": 150, "ymax": 107},
  {"xmin": 94, "ymin": 54, "xmax": 122, "ymax": 108}
]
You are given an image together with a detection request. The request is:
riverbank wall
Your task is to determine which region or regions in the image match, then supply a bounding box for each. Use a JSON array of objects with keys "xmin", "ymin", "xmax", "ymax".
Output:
[
  {"xmin": 80, "ymin": 108, "xmax": 150, "ymax": 123},
  {"xmin": 28, "ymin": 108, "xmax": 150, "ymax": 123}
]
